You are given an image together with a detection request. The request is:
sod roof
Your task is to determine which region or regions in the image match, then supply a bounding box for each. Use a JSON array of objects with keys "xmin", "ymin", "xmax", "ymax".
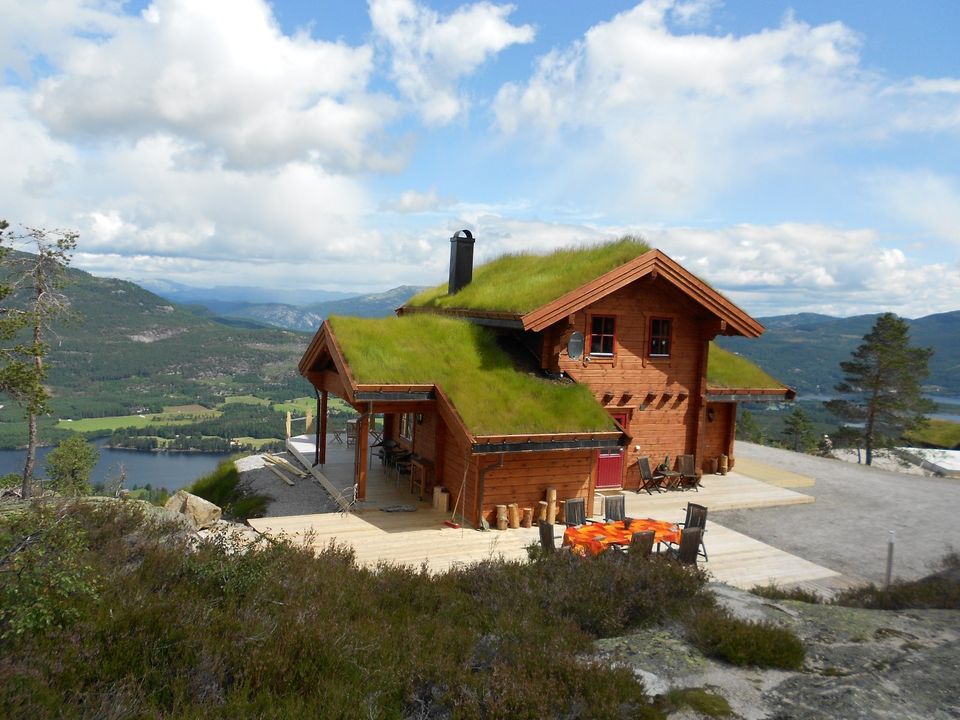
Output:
[
  {"xmin": 406, "ymin": 236, "xmax": 651, "ymax": 314},
  {"xmin": 706, "ymin": 343, "xmax": 788, "ymax": 391},
  {"xmin": 328, "ymin": 314, "xmax": 616, "ymax": 436}
]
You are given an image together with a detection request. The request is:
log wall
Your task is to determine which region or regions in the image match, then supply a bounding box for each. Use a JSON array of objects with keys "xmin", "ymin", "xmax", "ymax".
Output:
[
  {"xmin": 550, "ymin": 278, "xmax": 715, "ymax": 488},
  {"xmin": 477, "ymin": 449, "xmax": 594, "ymax": 527},
  {"xmin": 702, "ymin": 401, "xmax": 735, "ymax": 467}
]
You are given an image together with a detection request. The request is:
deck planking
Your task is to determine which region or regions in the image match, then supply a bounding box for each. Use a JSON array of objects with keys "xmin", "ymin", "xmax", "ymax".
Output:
[{"xmin": 247, "ymin": 436, "xmax": 838, "ymax": 588}]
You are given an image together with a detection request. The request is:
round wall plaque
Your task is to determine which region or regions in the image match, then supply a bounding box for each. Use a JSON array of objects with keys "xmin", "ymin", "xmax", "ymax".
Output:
[{"xmin": 567, "ymin": 331, "xmax": 584, "ymax": 360}]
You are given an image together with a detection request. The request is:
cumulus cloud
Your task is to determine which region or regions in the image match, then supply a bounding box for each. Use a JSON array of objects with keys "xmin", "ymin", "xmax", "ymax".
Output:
[
  {"xmin": 491, "ymin": 0, "xmax": 960, "ymax": 217},
  {"xmin": 370, "ymin": 0, "xmax": 534, "ymax": 124},
  {"xmin": 28, "ymin": 0, "xmax": 398, "ymax": 172}
]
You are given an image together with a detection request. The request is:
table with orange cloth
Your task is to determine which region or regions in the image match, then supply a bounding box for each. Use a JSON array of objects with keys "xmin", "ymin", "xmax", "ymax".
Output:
[{"xmin": 562, "ymin": 519, "xmax": 680, "ymax": 556}]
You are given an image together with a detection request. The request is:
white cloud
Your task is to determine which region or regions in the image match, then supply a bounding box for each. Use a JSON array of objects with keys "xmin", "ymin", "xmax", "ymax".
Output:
[
  {"xmin": 370, "ymin": 0, "xmax": 534, "ymax": 124},
  {"xmin": 381, "ymin": 188, "xmax": 454, "ymax": 213},
  {"xmin": 648, "ymin": 223, "xmax": 960, "ymax": 316},
  {"xmin": 491, "ymin": 0, "xmax": 960, "ymax": 218},
  {"xmin": 865, "ymin": 170, "xmax": 960, "ymax": 246},
  {"xmin": 27, "ymin": 0, "xmax": 398, "ymax": 172}
]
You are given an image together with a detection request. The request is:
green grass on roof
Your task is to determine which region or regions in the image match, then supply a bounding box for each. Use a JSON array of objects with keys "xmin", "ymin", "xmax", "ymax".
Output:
[
  {"xmin": 406, "ymin": 236, "xmax": 651, "ymax": 313},
  {"xmin": 706, "ymin": 343, "xmax": 787, "ymax": 390},
  {"xmin": 329, "ymin": 314, "xmax": 615, "ymax": 436}
]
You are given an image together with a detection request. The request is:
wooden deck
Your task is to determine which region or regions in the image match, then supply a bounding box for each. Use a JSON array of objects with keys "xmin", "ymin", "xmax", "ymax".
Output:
[{"xmin": 247, "ymin": 435, "xmax": 838, "ymax": 589}]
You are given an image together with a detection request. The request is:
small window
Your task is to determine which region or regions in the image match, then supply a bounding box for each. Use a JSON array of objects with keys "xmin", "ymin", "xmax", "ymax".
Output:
[
  {"xmin": 649, "ymin": 318, "xmax": 672, "ymax": 357},
  {"xmin": 590, "ymin": 316, "xmax": 616, "ymax": 356},
  {"xmin": 399, "ymin": 413, "xmax": 413, "ymax": 441}
]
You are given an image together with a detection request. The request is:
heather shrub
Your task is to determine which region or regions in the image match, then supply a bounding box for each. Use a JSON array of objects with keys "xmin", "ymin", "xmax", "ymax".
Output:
[{"xmin": 686, "ymin": 605, "xmax": 805, "ymax": 670}]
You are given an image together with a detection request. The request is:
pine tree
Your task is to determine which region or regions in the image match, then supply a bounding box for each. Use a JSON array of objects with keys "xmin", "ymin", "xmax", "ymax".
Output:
[
  {"xmin": 0, "ymin": 224, "xmax": 77, "ymax": 498},
  {"xmin": 781, "ymin": 407, "xmax": 815, "ymax": 452},
  {"xmin": 825, "ymin": 313, "xmax": 935, "ymax": 466}
]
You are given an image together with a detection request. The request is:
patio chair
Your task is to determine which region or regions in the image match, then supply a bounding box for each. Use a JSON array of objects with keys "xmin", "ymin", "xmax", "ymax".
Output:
[
  {"xmin": 677, "ymin": 454, "xmax": 700, "ymax": 492},
  {"xmin": 538, "ymin": 520, "xmax": 556, "ymax": 553},
  {"xmin": 563, "ymin": 497, "xmax": 587, "ymax": 526},
  {"xmin": 630, "ymin": 530, "xmax": 656, "ymax": 557},
  {"xmin": 678, "ymin": 502, "xmax": 708, "ymax": 561},
  {"xmin": 637, "ymin": 456, "xmax": 665, "ymax": 494},
  {"xmin": 665, "ymin": 527, "xmax": 702, "ymax": 565},
  {"xmin": 603, "ymin": 493, "xmax": 626, "ymax": 522}
]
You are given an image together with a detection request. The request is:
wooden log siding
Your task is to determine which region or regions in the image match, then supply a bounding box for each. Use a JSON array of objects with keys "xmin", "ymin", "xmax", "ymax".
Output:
[
  {"xmin": 478, "ymin": 450, "xmax": 594, "ymax": 527},
  {"xmin": 552, "ymin": 279, "xmax": 714, "ymax": 490},
  {"xmin": 442, "ymin": 429, "xmax": 480, "ymax": 527},
  {"xmin": 702, "ymin": 401, "xmax": 736, "ymax": 468}
]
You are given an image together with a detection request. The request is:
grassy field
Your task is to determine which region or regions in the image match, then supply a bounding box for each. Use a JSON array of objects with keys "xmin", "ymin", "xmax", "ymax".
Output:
[
  {"xmin": 905, "ymin": 418, "xmax": 960, "ymax": 449},
  {"xmin": 57, "ymin": 406, "xmax": 221, "ymax": 432},
  {"xmin": 222, "ymin": 395, "xmax": 271, "ymax": 406},
  {"xmin": 233, "ymin": 436, "xmax": 285, "ymax": 449}
]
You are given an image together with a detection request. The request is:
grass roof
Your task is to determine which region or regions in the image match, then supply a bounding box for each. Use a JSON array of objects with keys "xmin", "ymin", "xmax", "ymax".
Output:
[
  {"xmin": 328, "ymin": 314, "xmax": 616, "ymax": 436},
  {"xmin": 706, "ymin": 343, "xmax": 787, "ymax": 390},
  {"xmin": 406, "ymin": 236, "xmax": 651, "ymax": 314}
]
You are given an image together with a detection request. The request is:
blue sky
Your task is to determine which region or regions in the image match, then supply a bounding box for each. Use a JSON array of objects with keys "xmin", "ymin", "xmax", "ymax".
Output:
[{"xmin": 2, "ymin": 0, "xmax": 958, "ymax": 317}]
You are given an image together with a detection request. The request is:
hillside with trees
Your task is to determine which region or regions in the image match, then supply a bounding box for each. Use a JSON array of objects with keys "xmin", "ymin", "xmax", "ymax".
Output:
[{"xmin": 716, "ymin": 311, "xmax": 960, "ymax": 396}]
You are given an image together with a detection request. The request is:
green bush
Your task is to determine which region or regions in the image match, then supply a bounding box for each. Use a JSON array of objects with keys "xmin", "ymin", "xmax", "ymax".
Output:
[
  {"xmin": 188, "ymin": 460, "xmax": 270, "ymax": 520},
  {"xmin": 833, "ymin": 553, "xmax": 960, "ymax": 610},
  {"xmin": 686, "ymin": 605, "xmax": 805, "ymax": 670},
  {"xmin": 0, "ymin": 502, "xmax": 100, "ymax": 638},
  {"xmin": 660, "ymin": 687, "xmax": 733, "ymax": 717},
  {"xmin": 45, "ymin": 435, "xmax": 99, "ymax": 496},
  {"xmin": 750, "ymin": 583, "xmax": 824, "ymax": 604}
]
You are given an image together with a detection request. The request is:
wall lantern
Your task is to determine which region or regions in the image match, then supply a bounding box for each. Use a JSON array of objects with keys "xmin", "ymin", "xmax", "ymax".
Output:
[
  {"xmin": 416, "ymin": 413, "xmax": 424, "ymax": 424},
  {"xmin": 706, "ymin": 407, "xmax": 716, "ymax": 422}
]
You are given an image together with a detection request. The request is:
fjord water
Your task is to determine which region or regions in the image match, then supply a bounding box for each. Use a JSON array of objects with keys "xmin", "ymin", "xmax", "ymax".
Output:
[{"xmin": 0, "ymin": 440, "xmax": 226, "ymax": 491}]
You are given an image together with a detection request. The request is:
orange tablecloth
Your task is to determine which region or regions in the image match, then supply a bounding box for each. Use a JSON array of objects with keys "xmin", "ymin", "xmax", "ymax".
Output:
[{"xmin": 562, "ymin": 519, "xmax": 680, "ymax": 556}]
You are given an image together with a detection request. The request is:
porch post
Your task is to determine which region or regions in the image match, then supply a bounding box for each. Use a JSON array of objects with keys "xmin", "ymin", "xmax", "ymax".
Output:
[
  {"xmin": 316, "ymin": 389, "xmax": 327, "ymax": 466},
  {"xmin": 356, "ymin": 411, "xmax": 369, "ymax": 500}
]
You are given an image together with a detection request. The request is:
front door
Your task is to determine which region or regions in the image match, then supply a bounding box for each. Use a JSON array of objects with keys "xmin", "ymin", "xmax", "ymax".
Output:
[{"xmin": 596, "ymin": 412, "xmax": 627, "ymax": 489}]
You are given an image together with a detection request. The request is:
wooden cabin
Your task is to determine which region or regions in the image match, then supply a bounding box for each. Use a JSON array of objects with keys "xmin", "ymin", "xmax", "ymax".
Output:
[{"xmin": 298, "ymin": 233, "xmax": 793, "ymax": 528}]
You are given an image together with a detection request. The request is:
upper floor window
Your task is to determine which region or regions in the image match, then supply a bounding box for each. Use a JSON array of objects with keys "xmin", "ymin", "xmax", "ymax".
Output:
[
  {"xmin": 590, "ymin": 315, "xmax": 616, "ymax": 356},
  {"xmin": 649, "ymin": 318, "xmax": 672, "ymax": 357}
]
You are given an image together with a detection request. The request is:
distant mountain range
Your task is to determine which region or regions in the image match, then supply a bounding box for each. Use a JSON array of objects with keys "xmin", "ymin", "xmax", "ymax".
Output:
[
  {"xmin": 716, "ymin": 311, "xmax": 960, "ymax": 397},
  {"xmin": 139, "ymin": 278, "xmax": 355, "ymax": 306},
  {"xmin": 152, "ymin": 282, "xmax": 426, "ymax": 332}
]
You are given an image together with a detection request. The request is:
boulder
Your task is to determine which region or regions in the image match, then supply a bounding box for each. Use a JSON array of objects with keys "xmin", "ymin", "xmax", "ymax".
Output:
[{"xmin": 164, "ymin": 490, "xmax": 222, "ymax": 529}]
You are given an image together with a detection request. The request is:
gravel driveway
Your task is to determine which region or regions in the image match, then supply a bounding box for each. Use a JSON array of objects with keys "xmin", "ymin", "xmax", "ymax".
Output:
[{"xmin": 714, "ymin": 442, "xmax": 960, "ymax": 585}]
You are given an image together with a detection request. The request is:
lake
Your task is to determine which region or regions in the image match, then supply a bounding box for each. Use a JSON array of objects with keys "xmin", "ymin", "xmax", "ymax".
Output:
[
  {"xmin": 0, "ymin": 440, "xmax": 227, "ymax": 492},
  {"xmin": 796, "ymin": 393, "xmax": 960, "ymax": 423}
]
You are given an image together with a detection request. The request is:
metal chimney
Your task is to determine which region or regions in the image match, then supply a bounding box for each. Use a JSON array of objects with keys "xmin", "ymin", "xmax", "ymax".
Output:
[{"xmin": 448, "ymin": 229, "xmax": 475, "ymax": 295}]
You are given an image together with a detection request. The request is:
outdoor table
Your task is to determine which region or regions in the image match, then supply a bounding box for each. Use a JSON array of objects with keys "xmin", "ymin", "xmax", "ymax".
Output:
[
  {"xmin": 562, "ymin": 519, "xmax": 680, "ymax": 556},
  {"xmin": 659, "ymin": 470, "xmax": 682, "ymax": 490}
]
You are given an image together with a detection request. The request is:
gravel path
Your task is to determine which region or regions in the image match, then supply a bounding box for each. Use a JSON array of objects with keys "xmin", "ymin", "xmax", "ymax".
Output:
[
  {"xmin": 236, "ymin": 453, "xmax": 339, "ymax": 517},
  {"xmin": 715, "ymin": 442, "xmax": 960, "ymax": 585}
]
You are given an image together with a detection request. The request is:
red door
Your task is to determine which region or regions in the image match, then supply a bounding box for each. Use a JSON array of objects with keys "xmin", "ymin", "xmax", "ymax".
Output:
[{"xmin": 596, "ymin": 412, "xmax": 627, "ymax": 489}]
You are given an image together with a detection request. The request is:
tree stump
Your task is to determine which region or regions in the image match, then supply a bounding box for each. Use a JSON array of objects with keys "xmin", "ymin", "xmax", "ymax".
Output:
[
  {"xmin": 537, "ymin": 500, "xmax": 548, "ymax": 522},
  {"xmin": 521, "ymin": 507, "xmax": 533, "ymax": 528},
  {"xmin": 546, "ymin": 487, "xmax": 557, "ymax": 524},
  {"xmin": 507, "ymin": 503, "xmax": 520, "ymax": 529},
  {"xmin": 496, "ymin": 504, "xmax": 508, "ymax": 531}
]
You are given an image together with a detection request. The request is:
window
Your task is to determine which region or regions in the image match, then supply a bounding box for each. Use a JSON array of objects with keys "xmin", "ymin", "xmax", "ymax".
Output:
[
  {"xmin": 649, "ymin": 318, "xmax": 672, "ymax": 357},
  {"xmin": 589, "ymin": 316, "xmax": 616, "ymax": 356},
  {"xmin": 399, "ymin": 413, "xmax": 413, "ymax": 441}
]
